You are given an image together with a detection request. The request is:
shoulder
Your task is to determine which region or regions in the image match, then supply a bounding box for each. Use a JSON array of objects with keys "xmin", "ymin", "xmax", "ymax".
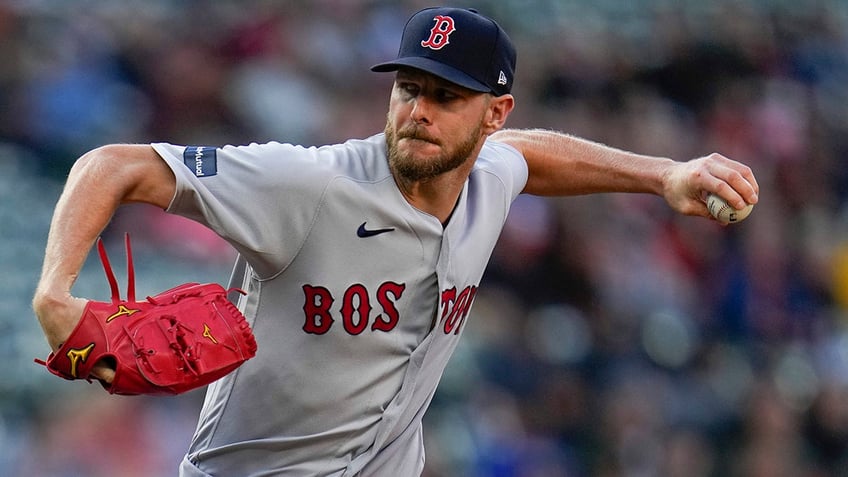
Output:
[
  {"xmin": 472, "ymin": 138, "xmax": 529, "ymax": 200},
  {"xmin": 475, "ymin": 137, "xmax": 527, "ymax": 178},
  {"xmin": 312, "ymin": 134, "xmax": 390, "ymax": 182},
  {"xmin": 224, "ymin": 134, "xmax": 385, "ymax": 165},
  {"xmin": 153, "ymin": 134, "xmax": 389, "ymax": 182},
  {"xmin": 478, "ymin": 139, "xmax": 523, "ymax": 165},
  {"xmin": 264, "ymin": 134, "xmax": 389, "ymax": 181}
]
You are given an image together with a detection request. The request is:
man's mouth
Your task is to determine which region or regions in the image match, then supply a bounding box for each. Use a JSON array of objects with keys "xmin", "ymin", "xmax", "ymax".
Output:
[
  {"xmin": 400, "ymin": 135, "xmax": 438, "ymax": 146},
  {"xmin": 398, "ymin": 127, "xmax": 439, "ymax": 145}
]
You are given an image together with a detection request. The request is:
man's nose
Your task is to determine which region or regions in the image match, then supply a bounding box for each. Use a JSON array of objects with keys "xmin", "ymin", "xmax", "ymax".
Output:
[{"xmin": 410, "ymin": 97, "xmax": 432, "ymax": 125}]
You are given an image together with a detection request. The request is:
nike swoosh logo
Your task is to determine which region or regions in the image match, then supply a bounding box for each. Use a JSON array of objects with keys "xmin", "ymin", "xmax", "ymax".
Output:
[{"xmin": 357, "ymin": 222, "xmax": 395, "ymax": 238}]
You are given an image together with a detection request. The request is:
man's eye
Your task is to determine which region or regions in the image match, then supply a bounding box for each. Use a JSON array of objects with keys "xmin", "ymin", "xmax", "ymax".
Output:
[
  {"xmin": 399, "ymin": 83, "xmax": 419, "ymax": 95},
  {"xmin": 436, "ymin": 90, "xmax": 458, "ymax": 102}
]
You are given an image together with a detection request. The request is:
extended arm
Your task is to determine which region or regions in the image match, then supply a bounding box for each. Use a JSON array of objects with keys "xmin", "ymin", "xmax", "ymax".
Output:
[
  {"xmin": 32, "ymin": 145, "xmax": 175, "ymax": 352},
  {"xmin": 490, "ymin": 128, "xmax": 759, "ymax": 217}
]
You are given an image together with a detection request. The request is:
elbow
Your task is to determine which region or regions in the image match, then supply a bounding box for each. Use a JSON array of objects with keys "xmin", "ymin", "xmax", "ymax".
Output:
[
  {"xmin": 71, "ymin": 144, "xmax": 124, "ymax": 169},
  {"xmin": 67, "ymin": 145, "xmax": 122, "ymax": 183},
  {"xmin": 69, "ymin": 144, "xmax": 175, "ymax": 208}
]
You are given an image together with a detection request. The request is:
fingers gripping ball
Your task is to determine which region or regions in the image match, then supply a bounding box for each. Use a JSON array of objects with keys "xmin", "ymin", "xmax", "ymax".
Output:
[
  {"xmin": 706, "ymin": 193, "xmax": 754, "ymax": 224},
  {"xmin": 36, "ymin": 234, "xmax": 258, "ymax": 395}
]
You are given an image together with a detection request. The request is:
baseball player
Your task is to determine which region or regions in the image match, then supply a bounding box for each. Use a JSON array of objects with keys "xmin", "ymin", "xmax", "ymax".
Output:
[{"xmin": 32, "ymin": 7, "xmax": 759, "ymax": 476}]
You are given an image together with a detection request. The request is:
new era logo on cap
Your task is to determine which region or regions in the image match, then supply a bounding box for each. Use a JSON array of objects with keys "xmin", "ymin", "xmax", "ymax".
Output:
[{"xmin": 371, "ymin": 7, "xmax": 516, "ymax": 96}]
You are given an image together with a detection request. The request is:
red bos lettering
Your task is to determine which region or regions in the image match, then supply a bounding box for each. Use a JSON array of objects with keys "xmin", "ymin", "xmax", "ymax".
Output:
[{"xmin": 302, "ymin": 281, "xmax": 406, "ymax": 335}]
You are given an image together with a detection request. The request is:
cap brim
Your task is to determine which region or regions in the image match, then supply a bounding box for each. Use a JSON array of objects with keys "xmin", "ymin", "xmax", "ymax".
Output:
[{"xmin": 371, "ymin": 57, "xmax": 490, "ymax": 93}]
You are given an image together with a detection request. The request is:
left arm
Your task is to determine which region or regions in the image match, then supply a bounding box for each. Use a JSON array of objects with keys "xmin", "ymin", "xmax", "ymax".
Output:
[{"xmin": 490, "ymin": 128, "xmax": 759, "ymax": 218}]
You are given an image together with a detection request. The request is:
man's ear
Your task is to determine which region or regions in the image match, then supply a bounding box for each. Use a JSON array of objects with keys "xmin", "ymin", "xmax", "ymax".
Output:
[{"xmin": 483, "ymin": 94, "xmax": 515, "ymax": 134}]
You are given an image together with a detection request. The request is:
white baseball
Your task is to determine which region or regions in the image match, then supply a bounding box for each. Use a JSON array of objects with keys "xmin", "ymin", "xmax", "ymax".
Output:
[{"xmin": 706, "ymin": 193, "xmax": 754, "ymax": 224}]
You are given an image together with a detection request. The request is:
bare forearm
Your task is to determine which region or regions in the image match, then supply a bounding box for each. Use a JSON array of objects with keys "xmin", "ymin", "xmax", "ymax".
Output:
[
  {"xmin": 491, "ymin": 128, "xmax": 759, "ymax": 217},
  {"xmin": 37, "ymin": 154, "xmax": 123, "ymax": 297},
  {"xmin": 491, "ymin": 128, "xmax": 675, "ymax": 196},
  {"xmin": 33, "ymin": 145, "xmax": 174, "ymax": 347}
]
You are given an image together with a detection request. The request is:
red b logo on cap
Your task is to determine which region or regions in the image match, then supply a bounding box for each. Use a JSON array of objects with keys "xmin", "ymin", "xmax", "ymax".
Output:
[{"xmin": 421, "ymin": 15, "xmax": 455, "ymax": 50}]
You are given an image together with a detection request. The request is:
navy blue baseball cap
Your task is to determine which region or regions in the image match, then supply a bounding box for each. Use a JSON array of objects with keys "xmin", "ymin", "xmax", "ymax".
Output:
[{"xmin": 371, "ymin": 7, "xmax": 516, "ymax": 96}]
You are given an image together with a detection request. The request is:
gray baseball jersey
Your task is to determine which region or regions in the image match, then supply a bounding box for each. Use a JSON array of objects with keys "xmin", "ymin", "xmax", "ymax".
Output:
[{"xmin": 151, "ymin": 133, "xmax": 528, "ymax": 476}]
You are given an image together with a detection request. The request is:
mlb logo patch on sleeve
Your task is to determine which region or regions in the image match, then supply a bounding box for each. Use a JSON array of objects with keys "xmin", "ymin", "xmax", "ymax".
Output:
[{"xmin": 183, "ymin": 146, "xmax": 217, "ymax": 177}]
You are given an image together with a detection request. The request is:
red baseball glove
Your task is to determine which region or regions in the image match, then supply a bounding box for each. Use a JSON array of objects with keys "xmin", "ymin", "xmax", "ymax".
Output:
[{"xmin": 37, "ymin": 234, "xmax": 257, "ymax": 395}]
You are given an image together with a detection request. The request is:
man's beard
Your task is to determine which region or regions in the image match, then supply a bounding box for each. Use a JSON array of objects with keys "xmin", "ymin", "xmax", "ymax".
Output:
[{"xmin": 385, "ymin": 118, "xmax": 483, "ymax": 182}]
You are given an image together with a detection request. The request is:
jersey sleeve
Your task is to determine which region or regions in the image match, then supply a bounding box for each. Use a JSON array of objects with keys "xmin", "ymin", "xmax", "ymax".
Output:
[
  {"xmin": 151, "ymin": 141, "xmax": 336, "ymax": 278},
  {"xmin": 478, "ymin": 139, "xmax": 529, "ymax": 202}
]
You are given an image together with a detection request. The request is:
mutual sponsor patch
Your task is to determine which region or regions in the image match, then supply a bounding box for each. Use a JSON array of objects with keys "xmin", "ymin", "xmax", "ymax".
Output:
[{"xmin": 183, "ymin": 146, "xmax": 217, "ymax": 177}]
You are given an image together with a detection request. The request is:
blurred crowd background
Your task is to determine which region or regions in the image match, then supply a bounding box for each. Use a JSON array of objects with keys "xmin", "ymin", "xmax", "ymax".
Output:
[{"xmin": 2, "ymin": 0, "xmax": 848, "ymax": 475}]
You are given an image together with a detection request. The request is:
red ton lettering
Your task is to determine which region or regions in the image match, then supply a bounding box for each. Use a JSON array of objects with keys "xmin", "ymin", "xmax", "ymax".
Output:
[{"xmin": 440, "ymin": 286, "xmax": 477, "ymax": 335}]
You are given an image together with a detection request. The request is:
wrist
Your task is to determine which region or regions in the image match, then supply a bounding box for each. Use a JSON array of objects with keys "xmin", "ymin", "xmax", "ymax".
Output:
[
  {"xmin": 32, "ymin": 288, "xmax": 85, "ymax": 351},
  {"xmin": 32, "ymin": 282, "xmax": 72, "ymax": 314},
  {"xmin": 656, "ymin": 157, "xmax": 680, "ymax": 198}
]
